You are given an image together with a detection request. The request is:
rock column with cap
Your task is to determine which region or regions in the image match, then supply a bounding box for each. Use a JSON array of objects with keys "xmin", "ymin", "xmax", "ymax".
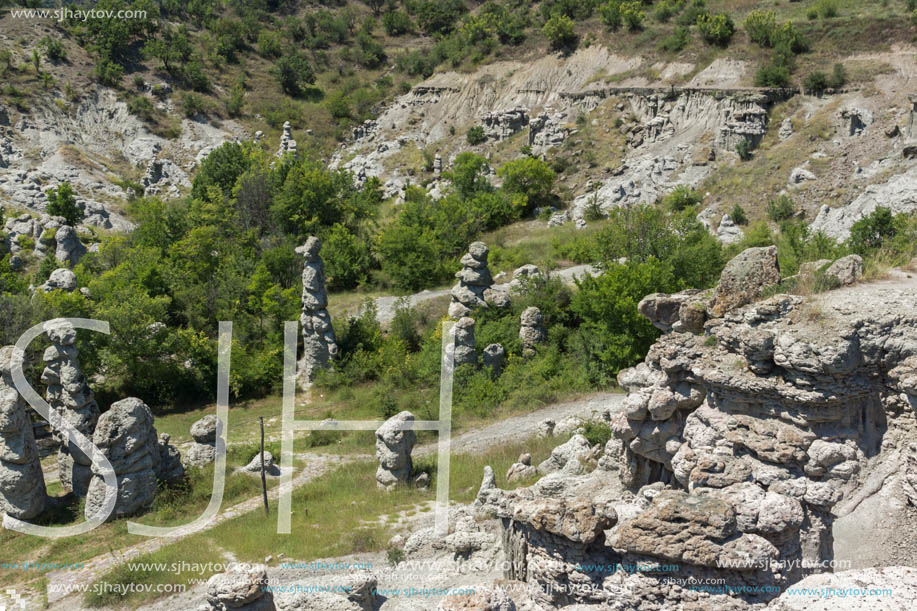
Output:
[
  {"xmin": 375, "ymin": 411, "xmax": 416, "ymax": 489},
  {"xmin": 449, "ymin": 242, "xmax": 493, "ymax": 319},
  {"xmin": 41, "ymin": 320, "xmax": 100, "ymax": 497},
  {"xmin": 277, "ymin": 121, "xmax": 297, "ymax": 159},
  {"xmin": 185, "ymin": 415, "xmax": 217, "ymax": 467},
  {"xmin": 520, "ymin": 306, "xmax": 546, "ymax": 357},
  {"xmin": 0, "ymin": 346, "xmax": 47, "ymax": 520},
  {"xmin": 297, "ymin": 237, "xmax": 338, "ymax": 386}
]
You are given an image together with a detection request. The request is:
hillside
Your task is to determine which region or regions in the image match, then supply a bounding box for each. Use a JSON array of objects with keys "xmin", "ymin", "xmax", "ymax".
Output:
[{"xmin": 1, "ymin": 1, "xmax": 917, "ymax": 610}]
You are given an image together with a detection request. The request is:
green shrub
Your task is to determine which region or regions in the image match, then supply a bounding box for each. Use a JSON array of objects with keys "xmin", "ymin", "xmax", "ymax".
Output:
[
  {"xmin": 383, "ymin": 10, "xmax": 414, "ymax": 36},
  {"xmin": 744, "ymin": 10, "xmax": 776, "ymax": 47},
  {"xmin": 735, "ymin": 138, "xmax": 752, "ymax": 160},
  {"xmin": 272, "ymin": 52, "xmax": 316, "ymax": 96},
  {"xmin": 620, "ymin": 1, "xmax": 646, "ymax": 30},
  {"xmin": 94, "ymin": 58, "xmax": 123, "ymax": 86},
  {"xmin": 257, "ymin": 31, "xmax": 282, "ymax": 58},
  {"xmin": 581, "ymin": 420, "xmax": 612, "ymax": 447},
  {"xmin": 127, "ymin": 95, "xmax": 154, "ymax": 120},
  {"xmin": 497, "ymin": 157, "xmax": 555, "ymax": 211},
  {"xmin": 661, "ymin": 185, "xmax": 702, "ymax": 212},
  {"xmin": 653, "ymin": 0, "xmax": 682, "ymax": 23},
  {"xmin": 46, "ymin": 182, "xmax": 84, "ymax": 227},
  {"xmin": 848, "ymin": 206, "xmax": 897, "ymax": 254},
  {"xmin": 322, "ymin": 223, "xmax": 373, "ymax": 290},
  {"xmin": 804, "ymin": 70, "xmax": 829, "ymax": 94},
  {"xmin": 181, "ymin": 92, "xmax": 205, "ymax": 117},
  {"xmin": 600, "ymin": 1, "xmax": 622, "ymax": 29},
  {"xmin": 755, "ymin": 63, "xmax": 790, "ymax": 88},
  {"xmin": 767, "ymin": 195, "xmax": 795, "ymax": 222},
  {"xmin": 677, "ymin": 0, "xmax": 707, "ymax": 26},
  {"xmin": 466, "ymin": 125, "xmax": 486, "ymax": 145},
  {"xmin": 659, "ymin": 26, "xmax": 691, "ymax": 52},
  {"xmin": 225, "ymin": 83, "xmax": 244, "ymax": 117},
  {"xmin": 828, "ymin": 63, "xmax": 847, "ymax": 89},
  {"xmin": 731, "ymin": 204, "xmax": 748, "ymax": 226},
  {"xmin": 815, "ymin": 0, "xmax": 839, "ymax": 18},
  {"xmin": 40, "ymin": 36, "xmax": 67, "ymax": 62},
  {"xmin": 696, "ymin": 12, "xmax": 734, "ymax": 46},
  {"xmin": 542, "ymin": 14, "xmax": 577, "ymax": 50}
]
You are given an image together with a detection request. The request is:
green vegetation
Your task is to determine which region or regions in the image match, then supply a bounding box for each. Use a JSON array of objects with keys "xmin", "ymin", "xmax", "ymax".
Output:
[
  {"xmin": 466, "ymin": 125, "xmax": 486, "ymax": 145},
  {"xmin": 542, "ymin": 14, "xmax": 577, "ymax": 50},
  {"xmin": 696, "ymin": 12, "xmax": 734, "ymax": 47},
  {"xmin": 45, "ymin": 182, "xmax": 84, "ymax": 227}
]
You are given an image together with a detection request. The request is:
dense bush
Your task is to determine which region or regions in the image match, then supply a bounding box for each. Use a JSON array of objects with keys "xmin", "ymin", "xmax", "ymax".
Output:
[
  {"xmin": 659, "ymin": 26, "xmax": 691, "ymax": 52},
  {"xmin": 767, "ymin": 195, "xmax": 795, "ymax": 222},
  {"xmin": 696, "ymin": 12, "xmax": 734, "ymax": 47},
  {"xmin": 496, "ymin": 157, "xmax": 556, "ymax": 212},
  {"xmin": 731, "ymin": 204, "xmax": 748, "ymax": 226},
  {"xmin": 46, "ymin": 182, "xmax": 84, "ymax": 227},
  {"xmin": 272, "ymin": 52, "xmax": 316, "ymax": 96},
  {"xmin": 660, "ymin": 185, "xmax": 702, "ymax": 212},
  {"xmin": 383, "ymin": 10, "xmax": 414, "ymax": 36},
  {"xmin": 466, "ymin": 125, "xmax": 486, "ymax": 145},
  {"xmin": 542, "ymin": 14, "xmax": 577, "ymax": 50},
  {"xmin": 620, "ymin": 2, "xmax": 646, "ymax": 30},
  {"xmin": 744, "ymin": 10, "xmax": 776, "ymax": 47}
]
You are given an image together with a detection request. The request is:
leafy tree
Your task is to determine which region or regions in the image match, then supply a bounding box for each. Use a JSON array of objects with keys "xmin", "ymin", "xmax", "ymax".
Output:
[
  {"xmin": 191, "ymin": 142, "xmax": 252, "ymax": 200},
  {"xmin": 415, "ymin": 0, "xmax": 466, "ymax": 36},
  {"xmin": 620, "ymin": 1, "xmax": 645, "ymax": 30},
  {"xmin": 497, "ymin": 157, "xmax": 555, "ymax": 211},
  {"xmin": 322, "ymin": 223, "xmax": 373, "ymax": 290},
  {"xmin": 767, "ymin": 195, "xmax": 795, "ymax": 222},
  {"xmin": 744, "ymin": 10, "xmax": 776, "ymax": 47},
  {"xmin": 542, "ymin": 14, "xmax": 577, "ymax": 50},
  {"xmin": 272, "ymin": 52, "xmax": 315, "ymax": 96},
  {"xmin": 660, "ymin": 185, "xmax": 701, "ymax": 212},
  {"xmin": 46, "ymin": 182, "xmax": 84, "ymax": 226},
  {"xmin": 383, "ymin": 10, "xmax": 414, "ymax": 36},
  {"xmin": 448, "ymin": 152, "xmax": 491, "ymax": 199},
  {"xmin": 599, "ymin": 1, "xmax": 622, "ymax": 29}
]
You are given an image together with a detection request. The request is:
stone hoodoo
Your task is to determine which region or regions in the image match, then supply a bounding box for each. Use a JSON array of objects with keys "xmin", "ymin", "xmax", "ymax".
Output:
[
  {"xmin": 375, "ymin": 411, "xmax": 416, "ymax": 489},
  {"xmin": 185, "ymin": 414, "xmax": 217, "ymax": 467},
  {"xmin": 0, "ymin": 346, "xmax": 47, "ymax": 520},
  {"xmin": 42, "ymin": 320, "xmax": 100, "ymax": 497},
  {"xmin": 449, "ymin": 242, "xmax": 493, "ymax": 319},
  {"xmin": 474, "ymin": 247, "xmax": 917, "ymax": 609},
  {"xmin": 482, "ymin": 343, "xmax": 506, "ymax": 375},
  {"xmin": 519, "ymin": 306, "xmax": 546, "ymax": 357},
  {"xmin": 85, "ymin": 397, "xmax": 160, "ymax": 520},
  {"xmin": 296, "ymin": 237, "xmax": 338, "ymax": 386},
  {"xmin": 277, "ymin": 121, "xmax": 297, "ymax": 159},
  {"xmin": 452, "ymin": 317, "xmax": 477, "ymax": 367}
]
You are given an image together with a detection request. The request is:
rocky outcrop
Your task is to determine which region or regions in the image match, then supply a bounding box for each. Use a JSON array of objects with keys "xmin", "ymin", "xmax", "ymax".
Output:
[
  {"xmin": 765, "ymin": 567, "xmax": 917, "ymax": 610},
  {"xmin": 519, "ymin": 307, "xmax": 546, "ymax": 357},
  {"xmin": 449, "ymin": 242, "xmax": 493, "ymax": 319},
  {"xmin": 375, "ymin": 411, "xmax": 416, "ymax": 489},
  {"xmin": 437, "ymin": 586, "xmax": 516, "ymax": 611},
  {"xmin": 637, "ymin": 289, "xmax": 708, "ymax": 334},
  {"xmin": 296, "ymin": 237, "xmax": 338, "ymax": 385},
  {"xmin": 42, "ymin": 320, "xmax": 99, "ymax": 497},
  {"xmin": 205, "ymin": 564, "xmax": 271, "ymax": 610},
  {"xmin": 0, "ymin": 346, "xmax": 47, "ymax": 520},
  {"xmin": 506, "ymin": 453, "xmax": 535, "ymax": 483},
  {"xmin": 710, "ymin": 246, "xmax": 780, "ymax": 316},
  {"xmin": 141, "ymin": 158, "xmax": 190, "ymax": 198},
  {"xmin": 480, "ymin": 108, "xmax": 528, "ymax": 141},
  {"xmin": 529, "ymin": 112, "xmax": 569, "ymax": 153},
  {"xmin": 185, "ymin": 415, "xmax": 217, "ymax": 467},
  {"xmin": 85, "ymin": 397, "xmax": 160, "ymax": 520},
  {"xmin": 716, "ymin": 214, "xmax": 744, "ymax": 244},
  {"xmin": 3, "ymin": 214, "xmax": 89, "ymax": 270},
  {"xmin": 40, "ymin": 268, "xmax": 78, "ymax": 293}
]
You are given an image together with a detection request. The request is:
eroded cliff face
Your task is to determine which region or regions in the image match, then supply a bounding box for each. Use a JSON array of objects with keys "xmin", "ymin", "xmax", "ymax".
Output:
[{"xmin": 476, "ymin": 258, "xmax": 917, "ymax": 610}]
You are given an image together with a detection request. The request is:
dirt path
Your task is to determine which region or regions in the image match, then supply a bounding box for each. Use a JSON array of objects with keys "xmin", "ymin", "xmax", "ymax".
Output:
[{"xmin": 30, "ymin": 391, "xmax": 622, "ymax": 609}]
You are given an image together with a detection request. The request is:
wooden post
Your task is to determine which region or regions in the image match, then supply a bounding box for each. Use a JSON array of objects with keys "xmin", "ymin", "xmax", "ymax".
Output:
[{"xmin": 260, "ymin": 416, "xmax": 269, "ymax": 516}]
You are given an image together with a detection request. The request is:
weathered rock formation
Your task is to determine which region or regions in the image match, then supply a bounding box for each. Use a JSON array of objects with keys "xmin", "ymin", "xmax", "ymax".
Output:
[
  {"xmin": 85, "ymin": 397, "xmax": 159, "ymax": 520},
  {"xmin": 449, "ymin": 242, "xmax": 493, "ymax": 319},
  {"xmin": 824, "ymin": 254, "xmax": 863, "ymax": 286},
  {"xmin": 42, "ymin": 320, "xmax": 100, "ymax": 497},
  {"xmin": 474, "ymin": 248, "xmax": 917, "ymax": 609},
  {"xmin": 276, "ymin": 121, "xmax": 297, "ymax": 159},
  {"xmin": 185, "ymin": 414, "xmax": 217, "ymax": 467},
  {"xmin": 506, "ymin": 453, "xmax": 535, "ymax": 483},
  {"xmin": 483, "ymin": 343, "xmax": 506, "ymax": 375},
  {"xmin": 204, "ymin": 564, "xmax": 271, "ymax": 611},
  {"xmin": 452, "ymin": 317, "xmax": 477, "ymax": 368},
  {"xmin": 296, "ymin": 237, "xmax": 338, "ymax": 385},
  {"xmin": 375, "ymin": 411, "xmax": 416, "ymax": 489},
  {"xmin": 0, "ymin": 346, "xmax": 47, "ymax": 520},
  {"xmin": 3, "ymin": 214, "xmax": 88, "ymax": 270},
  {"xmin": 480, "ymin": 108, "xmax": 528, "ymax": 141},
  {"xmin": 519, "ymin": 307, "xmax": 546, "ymax": 357},
  {"xmin": 40, "ymin": 268, "xmax": 78, "ymax": 293}
]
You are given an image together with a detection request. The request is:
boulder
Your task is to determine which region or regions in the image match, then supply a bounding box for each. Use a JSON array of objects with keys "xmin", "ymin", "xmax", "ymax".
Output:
[
  {"xmin": 0, "ymin": 346, "xmax": 47, "ymax": 520},
  {"xmin": 537, "ymin": 434, "xmax": 593, "ymax": 475},
  {"xmin": 206, "ymin": 564, "xmax": 269, "ymax": 609},
  {"xmin": 40, "ymin": 268, "xmax": 78, "ymax": 293},
  {"xmin": 710, "ymin": 246, "xmax": 781, "ymax": 316},
  {"xmin": 824, "ymin": 254, "xmax": 863, "ymax": 286},
  {"xmin": 375, "ymin": 411, "xmax": 416, "ymax": 489},
  {"xmin": 186, "ymin": 415, "xmax": 218, "ymax": 467},
  {"xmin": 84, "ymin": 397, "xmax": 159, "ymax": 520}
]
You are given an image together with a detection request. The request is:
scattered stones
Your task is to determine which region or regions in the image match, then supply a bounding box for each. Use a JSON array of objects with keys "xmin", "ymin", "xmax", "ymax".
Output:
[
  {"xmin": 0, "ymin": 345, "xmax": 47, "ymax": 520},
  {"xmin": 42, "ymin": 320, "xmax": 99, "ymax": 497},
  {"xmin": 824, "ymin": 254, "xmax": 863, "ymax": 286},
  {"xmin": 296, "ymin": 237, "xmax": 338, "ymax": 386},
  {"xmin": 449, "ymin": 242, "xmax": 493, "ymax": 319},
  {"xmin": 710, "ymin": 246, "xmax": 781, "ymax": 317},
  {"xmin": 185, "ymin": 415, "xmax": 218, "ymax": 467},
  {"xmin": 375, "ymin": 411, "xmax": 416, "ymax": 489},
  {"xmin": 451, "ymin": 317, "xmax": 477, "ymax": 367},
  {"xmin": 519, "ymin": 307, "xmax": 546, "ymax": 357},
  {"xmin": 547, "ymin": 210, "xmax": 569, "ymax": 227},
  {"xmin": 40, "ymin": 268, "xmax": 78, "ymax": 293},
  {"xmin": 84, "ymin": 397, "xmax": 159, "ymax": 520},
  {"xmin": 482, "ymin": 343, "xmax": 506, "ymax": 375}
]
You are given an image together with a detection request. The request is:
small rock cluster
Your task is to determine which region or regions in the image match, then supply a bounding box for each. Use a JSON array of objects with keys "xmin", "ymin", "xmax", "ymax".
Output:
[
  {"xmin": 0, "ymin": 346, "xmax": 47, "ymax": 520},
  {"xmin": 141, "ymin": 158, "xmax": 190, "ymax": 198},
  {"xmin": 480, "ymin": 107, "xmax": 529, "ymax": 141},
  {"xmin": 185, "ymin": 415, "xmax": 218, "ymax": 467},
  {"xmin": 529, "ymin": 111, "xmax": 570, "ymax": 153},
  {"xmin": 449, "ymin": 242, "xmax": 494, "ymax": 319},
  {"xmin": 3, "ymin": 214, "xmax": 88, "ymax": 270},
  {"xmin": 296, "ymin": 237, "xmax": 338, "ymax": 385},
  {"xmin": 42, "ymin": 320, "xmax": 100, "ymax": 497},
  {"xmin": 375, "ymin": 411, "xmax": 416, "ymax": 489}
]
